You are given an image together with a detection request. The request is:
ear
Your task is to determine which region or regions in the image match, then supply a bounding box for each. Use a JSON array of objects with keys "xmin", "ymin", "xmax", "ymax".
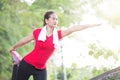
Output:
[{"xmin": 45, "ymin": 19, "xmax": 48, "ymax": 24}]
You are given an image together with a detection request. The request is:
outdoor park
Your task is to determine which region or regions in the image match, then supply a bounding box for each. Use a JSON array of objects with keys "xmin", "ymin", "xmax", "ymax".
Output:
[{"xmin": 0, "ymin": 0, "xmax": 120, "ymax": 80}]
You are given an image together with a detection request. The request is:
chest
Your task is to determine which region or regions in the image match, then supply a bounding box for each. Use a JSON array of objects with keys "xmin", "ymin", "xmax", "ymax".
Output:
[{"xmin": 35, "ymin": 36, "xmax": 54, "ymax": 50}]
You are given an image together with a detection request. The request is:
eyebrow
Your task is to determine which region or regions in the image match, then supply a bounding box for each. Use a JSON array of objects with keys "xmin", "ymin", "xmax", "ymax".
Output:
[{"xmin": 50, "ymin": 17, "xmax": 58, "ymax": 19}]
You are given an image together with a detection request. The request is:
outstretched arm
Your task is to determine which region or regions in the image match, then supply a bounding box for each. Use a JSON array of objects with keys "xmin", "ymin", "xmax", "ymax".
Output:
[
  {"xmin": 11, "ymin": 33, "xmax": 34, "ymax": 50},
  {"xmin": 61, "ymin": 24, "xmax": 101, "ymax": 38}
]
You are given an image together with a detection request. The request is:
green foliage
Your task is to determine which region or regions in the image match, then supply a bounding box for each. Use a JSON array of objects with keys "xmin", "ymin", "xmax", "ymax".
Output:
[
  {"xmin": 0, "ymin": 0, "xmax": 82, "ymax": 79},
  {"xmin": 92, "ymin": 67, "xmax": 108, "ymax": 77},
  {"xmin": 0, "ymin": 0, "xmax": 119, "ymax": 79},
  {"xmin": 88, "ymin": 43, "xmax": 117, "ymax": 60}
]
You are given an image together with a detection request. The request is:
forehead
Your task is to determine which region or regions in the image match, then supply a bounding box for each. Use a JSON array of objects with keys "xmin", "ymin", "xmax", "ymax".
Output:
[{"xmin": 50, "ymin": 13, "xmax": 57, "ymax": 18}]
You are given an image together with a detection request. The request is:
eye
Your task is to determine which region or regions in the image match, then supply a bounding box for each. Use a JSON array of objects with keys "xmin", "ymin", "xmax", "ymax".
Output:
[
  {"xmin": 50, "ymin": 17, "xmax": 58, "ymax": 20},
  {"xmin": 53, "ymin": 17, "xmax": 56, "ymax": 20}
]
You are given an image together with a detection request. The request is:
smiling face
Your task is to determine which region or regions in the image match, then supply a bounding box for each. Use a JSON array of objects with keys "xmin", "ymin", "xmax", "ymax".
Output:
[
  {"xmin": 45, "ymin": 13, "xmax": 58, "ymax": 28},
  {"xmin": 43, "ymin": 11, "xmax": 58, "ymax": 28}
]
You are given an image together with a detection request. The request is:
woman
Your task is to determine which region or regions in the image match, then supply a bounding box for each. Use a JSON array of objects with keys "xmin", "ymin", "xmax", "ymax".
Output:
[{"xmin": 11, "ymin": 11, "xmax": 100, "ymax": 80}]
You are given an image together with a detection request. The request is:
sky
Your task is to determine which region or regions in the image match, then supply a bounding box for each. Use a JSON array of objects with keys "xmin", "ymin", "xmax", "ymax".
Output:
[
  {"xmin": 53, "ymin": 10, "xmax": 120, "ymax": 68},
  {"xmin": 54, "ymin": 24, "xmax": 120, "ymax": 69},
  {"xmin": 56, "ymin": 0, "xmax": 120, "ymax": 69}
]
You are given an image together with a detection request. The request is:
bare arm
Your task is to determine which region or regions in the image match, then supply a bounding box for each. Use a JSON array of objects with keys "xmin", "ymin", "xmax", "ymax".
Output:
[
  {"xmin": 11, "ymin": 33, "xmax": 34, "ymax": 50},
  {"xmin": 61, "ymin": 24, "xmax": 101, "ymax": 38}
]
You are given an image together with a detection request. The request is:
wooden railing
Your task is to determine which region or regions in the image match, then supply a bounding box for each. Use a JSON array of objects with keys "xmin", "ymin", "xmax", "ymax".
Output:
[{"xmin": 90, "ymin": 66, "xmax": 120, "ymax": 80}]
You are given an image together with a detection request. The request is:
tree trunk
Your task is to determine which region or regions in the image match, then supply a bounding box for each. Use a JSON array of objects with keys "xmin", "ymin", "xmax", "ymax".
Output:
[
  {"xmin": 91, "ymin": 66, "xmax": 120, "ymax": 80},
  {"xmin": 61, "ymin": 45, "xmax": 67, "ymax": 80}
]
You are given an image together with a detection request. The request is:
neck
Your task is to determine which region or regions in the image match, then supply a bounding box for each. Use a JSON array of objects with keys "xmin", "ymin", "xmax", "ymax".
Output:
[{"xmin": 46, "ymin": 25, "xmax": 54, "ymax": 36}]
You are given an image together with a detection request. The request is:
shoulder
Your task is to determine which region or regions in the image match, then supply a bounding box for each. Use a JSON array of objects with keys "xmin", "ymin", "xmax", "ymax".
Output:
[
  {"xmin": 57, "ymin": 29, "xmax": 63, "ymax": 39},
  {"xmin": 33, "ymin": 28, "xmax": 41, "ymax": 32},
  {"xmin": 33, "ymin": 28, "xmax": 42, "ymax": 39},
  {"xmin": 33, "ymin": 28, "xmax": 42, "ymax": 34}
]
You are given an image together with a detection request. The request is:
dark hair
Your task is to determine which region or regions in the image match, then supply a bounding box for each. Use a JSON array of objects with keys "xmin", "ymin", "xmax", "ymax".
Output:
[{"xmin": 43, "ymin": 11, "xmax": 55, "ymax": 26}]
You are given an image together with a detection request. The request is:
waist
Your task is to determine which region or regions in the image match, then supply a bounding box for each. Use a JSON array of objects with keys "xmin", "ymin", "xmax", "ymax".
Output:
[{"xmin": 23, "ymin": 58, "xmax": 46, "ymax": 69}]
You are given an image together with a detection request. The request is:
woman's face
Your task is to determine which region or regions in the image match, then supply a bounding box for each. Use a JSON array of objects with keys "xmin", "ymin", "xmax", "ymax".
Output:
[{"xmin": 45, "ymin": 13, "xmax": 58, "ymax": 28}]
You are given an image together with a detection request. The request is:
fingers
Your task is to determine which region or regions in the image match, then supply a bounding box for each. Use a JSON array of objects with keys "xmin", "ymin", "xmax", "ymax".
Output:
[
  {"xmin": 10, "ymin": 48, "xmax": 16, "ymax": 52},
  {"xmin": 96, "ymin": 23, "xmax": 101, "ymax": 26},
  {"xmin": 13, "ymin": 61, "xmax": 17, "ymax": 65},
  {"xmin": 91, "ymin": 23, "xmax": 101, "ymax": 28},
  {"xmin": 12, "ymin": 59, "xmax": 17, "ymax": 65}
]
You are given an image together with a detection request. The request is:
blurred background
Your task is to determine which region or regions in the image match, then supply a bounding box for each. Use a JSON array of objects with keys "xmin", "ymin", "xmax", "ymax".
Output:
[{"xmin": 0, "ymin": 0, "xmax": 120, "ymax": 80}]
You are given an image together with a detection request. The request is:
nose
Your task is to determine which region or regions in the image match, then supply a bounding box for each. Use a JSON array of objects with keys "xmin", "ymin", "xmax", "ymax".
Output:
[
  {"xmin": 54, "ymin": 19, "xmax": 58, "ymax": 23},
  {"xmin": 55, "ymin": 20, "xmax": 58, "ymax": 24},
  {"xmin": 55, "ymin": 18, "xmax": 58, "ymax": 21}
]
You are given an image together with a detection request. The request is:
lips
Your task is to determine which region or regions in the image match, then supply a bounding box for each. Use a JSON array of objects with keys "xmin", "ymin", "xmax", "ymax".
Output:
[
  {"xmin": 54, "ymin": 22, "xmax": 57, "ymax": 24},
  {"xmin": 54, "ymin": 23, "xmax": 57, "ymax": 25}
]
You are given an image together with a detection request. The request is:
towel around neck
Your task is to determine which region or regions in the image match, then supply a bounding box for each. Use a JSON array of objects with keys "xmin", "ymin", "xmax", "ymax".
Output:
[{"xmin": 38, "ymin": 26, "xmax": 59, "ymax": 48}]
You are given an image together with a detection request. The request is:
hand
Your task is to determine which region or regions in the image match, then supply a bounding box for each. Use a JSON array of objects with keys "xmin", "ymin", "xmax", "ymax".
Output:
[
  {"xmin": 10, "ymin": 48, "xmax": 17, "ymax": 64},
  {"xmin": 90, "ymin": 23, "xmax": 101, "ymax": 28},
  {"xmin": 12, "ymin": 60, "xmax": 17, "ymax": 65},
  {"xmin": 10, "ymin": 47, "xmax": 16, "ymax": 53},
  {"xmin": 95, "ymin": 23, "xmax": 101, "ymax": 26},
  {"xmin": 94, "ymin": 23, "xmax": 101, "ymax": 26}
]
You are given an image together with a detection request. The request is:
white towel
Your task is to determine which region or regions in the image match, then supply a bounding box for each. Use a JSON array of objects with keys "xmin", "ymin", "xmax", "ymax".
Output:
[
  {"xmin": 38, "ymin": 26, "xmax": 47, "ymax": 42},
  {"xmin": 38, "ymin": 26, "xmax": 59, "ymax": 48}
]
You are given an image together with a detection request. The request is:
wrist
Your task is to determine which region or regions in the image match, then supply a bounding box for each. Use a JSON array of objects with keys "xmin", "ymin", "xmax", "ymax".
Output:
[{"xmin": 11, "ymin": 46, "xmax": 16, "ymax": 51}]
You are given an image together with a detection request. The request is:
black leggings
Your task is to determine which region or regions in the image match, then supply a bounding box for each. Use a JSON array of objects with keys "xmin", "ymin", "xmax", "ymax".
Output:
[
  {"xmin": 16, "ymin": 60, "xmax": 47, "ymax": 80},
  {"xmin": 12, "ymin": 64, "xmax": 18, "ymax": 80}
]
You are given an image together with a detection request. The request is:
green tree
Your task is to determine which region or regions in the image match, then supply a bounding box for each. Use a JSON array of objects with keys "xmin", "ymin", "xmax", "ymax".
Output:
[{"xmin": 1, "ymin": 0, "xmax": 120, "ymax": 79}]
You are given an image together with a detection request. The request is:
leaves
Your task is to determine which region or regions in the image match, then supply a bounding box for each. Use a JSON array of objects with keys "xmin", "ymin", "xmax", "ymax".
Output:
[
  {"xmin": 0, "ymin": 0, "xmax": 120, "ymax": 80},
  {"xmin": 88, "ymin": 43, "xmax": 116, "ymax": 60}
]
